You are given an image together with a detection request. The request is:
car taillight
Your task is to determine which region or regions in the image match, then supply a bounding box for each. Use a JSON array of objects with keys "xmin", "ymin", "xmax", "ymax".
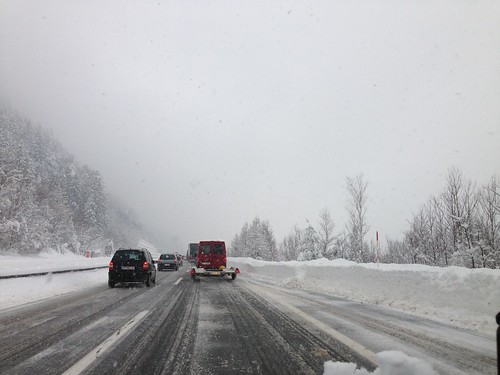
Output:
[
  {"xmin": 224, "ymin": 256, "xmax": 227, "ymax": 264},
  {"xmin": 109, "ymin": 261, "xmax": 114, "ymax": 271},
  {"xmin": 143, "ymin": 261, "xmax": 149, "ymax": 271}
]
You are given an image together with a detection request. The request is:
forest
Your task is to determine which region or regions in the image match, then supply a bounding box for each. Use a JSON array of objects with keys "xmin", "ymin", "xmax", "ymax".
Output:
[
  {"xmin": 230, "ymin": 172, "xmax": 500, "ymax": 269},
  {"xmin": 0, "ymin": 106, "xmax": 148, "ymax": 255}
]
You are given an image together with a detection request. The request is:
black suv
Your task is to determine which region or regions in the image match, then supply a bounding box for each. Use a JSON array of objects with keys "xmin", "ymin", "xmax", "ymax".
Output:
[{"xmin": 108, "ymin": 248, "xmax": 157, "ymax": 288}]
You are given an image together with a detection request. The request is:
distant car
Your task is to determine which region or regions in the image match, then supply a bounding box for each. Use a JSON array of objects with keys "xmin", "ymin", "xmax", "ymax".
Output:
[
  {"xmin": 175, "ymin": 253, "xmax": 183, "ymax": 266},
  {"xmin": 108, "ymin": 248, "xmax": 156, "ymax": 288},
  {"xmin": 157, "ymin": 253, "xmax": 179, "ymax": 271}
]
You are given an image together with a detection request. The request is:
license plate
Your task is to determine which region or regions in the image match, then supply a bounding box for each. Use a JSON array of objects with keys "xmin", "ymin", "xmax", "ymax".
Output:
[
  {"xmin": 122, "ymin": 266, "xmax": 134, "ymax": 271},
  {"xmin": 210, "ymin": 271, "xmax": 220, "ymax": 276}
]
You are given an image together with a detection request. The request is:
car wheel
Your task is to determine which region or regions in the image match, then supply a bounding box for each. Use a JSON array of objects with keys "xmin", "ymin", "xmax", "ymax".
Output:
[
  {"xmin": 145, "ymin": 276, "xmax": 150, "ymax": 287},
  {"xmin": 176, "ymin": 266, "xmax": 179, "ymax": 271},
  {"xmin": 231, "ymin": 273, "xmax": 236, "ymax": 280},
  {"xmin": 108, "ymin": 280, "xmax": 115, "ymax": 288}
]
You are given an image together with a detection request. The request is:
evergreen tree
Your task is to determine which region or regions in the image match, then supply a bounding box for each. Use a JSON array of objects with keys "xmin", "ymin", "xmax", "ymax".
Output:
[
  {"xmin": 230, "ymin": 217, "xmax": 276, "ymax": 260},
  {"xmin": 297, "ymin": 220, "xmax": 320, "ymax": 261}
]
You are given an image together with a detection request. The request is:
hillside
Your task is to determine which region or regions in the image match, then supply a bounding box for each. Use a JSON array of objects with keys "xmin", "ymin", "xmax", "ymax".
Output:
[{"xmin": 0, "ymin": 106, "xmax": 152, "ymax": 254}]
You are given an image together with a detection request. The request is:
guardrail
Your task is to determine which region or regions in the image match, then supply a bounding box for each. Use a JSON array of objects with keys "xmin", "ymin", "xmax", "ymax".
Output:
[{"xmin": 0, "ymin": 266, "xmax": 109, "ymax": 280}]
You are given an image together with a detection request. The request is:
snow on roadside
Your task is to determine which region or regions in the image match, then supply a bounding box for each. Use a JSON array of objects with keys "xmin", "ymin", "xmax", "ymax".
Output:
[
  {"xmin": 324, "ymin": 351, "xmax": 439, "ymax": 375},
  {"xmin": 228, "ymin": 257, "xmax": 500, "ymax": 336},
  {"xmin": 0, "ymin": 268, "xmax": 109, "ymax": 309},
  {"xmin": 0, "ymin": 251, "xmax": 109, "ymax": 276},
  {"xmin": 0, "ymin": 252, "xmax": 110, "ymax": 310}
]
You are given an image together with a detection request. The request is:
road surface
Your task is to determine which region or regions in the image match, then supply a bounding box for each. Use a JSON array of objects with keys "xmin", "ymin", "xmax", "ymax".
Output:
[{"xmin": 0, "ymin": 268, "xmax": 495, "ymax": 374}]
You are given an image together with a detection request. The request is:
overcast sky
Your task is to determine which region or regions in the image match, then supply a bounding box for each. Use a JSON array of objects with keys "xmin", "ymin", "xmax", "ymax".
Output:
[{"xmin": 1, "ymin": 1, "xmax": 499, "ymax": 251}]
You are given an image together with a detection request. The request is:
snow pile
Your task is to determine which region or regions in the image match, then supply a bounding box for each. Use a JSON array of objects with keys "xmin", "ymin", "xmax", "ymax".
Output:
[
  {"xmin": 0, "ymin": 251, "xmax": 109, "ymax": 276},
  {"xmin": 0, "ymin": 268, "xmax": 109, "ymax": 309},
  {"xmin": 324, "ymin": 351, "xmax": 439, "ymax": 375},
  {"xmin": 0, "ymin": 252, "xmax": 109, "ymax": 309},
  {"xmin": 229, "ymin": 257, "xmax": 500, "ymax": 334}
]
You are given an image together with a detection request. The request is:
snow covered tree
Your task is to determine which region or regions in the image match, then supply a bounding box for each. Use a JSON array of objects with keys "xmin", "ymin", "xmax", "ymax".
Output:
[
  {"xmin": 229, "ymin": 217, "xmax": 277, "ymax": 260},
  {"xmin": 297, "ymin": 220, "xmax": 320, "ymax": 261},
  {"xmin": 477, "ymin": 176, "xmax": 500, "ymax": 268},
  {"xmin": 441, "ymin": 168, "xmax": 481, "ymax": 267},
  {"xmin": 279, "ymin": 225, "xmax": 302, "ymax": 261},
  {"xmin": 317, "ymin": 208, "xmax": 336, "ymax": 259},
  {"xmin": 0, "ymin": 105, "xmax": 147, "ymax": 255},
  {"xmin": 345, "ymin": 174, "xmax": 370, "ymax": 262}
]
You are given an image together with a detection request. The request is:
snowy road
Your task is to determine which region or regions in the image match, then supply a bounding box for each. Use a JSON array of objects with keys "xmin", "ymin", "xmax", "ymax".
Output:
[
  {"xmin": 0, "ymin": 265, "xmax": 497, "ymax": 374},
  {"xmin": 0, "ymin": 269, "xmax": 374, "ymax": 374},
  {"xmin": 0, "ymin": 256, "xmax": 499, "ymax": 375},
  {"xmin": 244, "ymin": 278, "xmax": 497, "ymax": 375}
]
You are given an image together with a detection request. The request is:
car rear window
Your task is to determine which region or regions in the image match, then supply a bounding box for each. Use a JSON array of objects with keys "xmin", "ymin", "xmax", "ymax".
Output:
[
  {"xmin": 201, "ymin": 245, "xmax": 211, "ymax": 255},
  {"xmin": 114, "ymin": 250, "xmax": 143, "ymax": 261},
  {"xmin": 160, "ymin": 254, "xmax": 175, "ymax": 260}
]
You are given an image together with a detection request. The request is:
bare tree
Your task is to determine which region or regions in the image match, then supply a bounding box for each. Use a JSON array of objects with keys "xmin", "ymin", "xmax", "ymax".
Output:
[
  {"xmin": 441, "ymin": 168, "xmax": 481, "ymax": 267},
  {"xmin": 345, "ymin": 174, "xmax": 370, "ymax": 262},
  {"xmin": 442, "ymin": 167, "xmax": 465, "ymax": 253},
  {"xmin": 477, "ymin": 176, "xmax": 500, "ymax": 268},
  {"xmin": 279, "ymin": 225, "xmax": 303, "ymax": 261},
  {"xmin": 317, "ymin": 207, "xmax": 336, "ymax": 259}
]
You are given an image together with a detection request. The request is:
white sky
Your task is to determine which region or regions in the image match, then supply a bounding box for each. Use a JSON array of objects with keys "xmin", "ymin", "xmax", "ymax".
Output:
[{"xmin": 1, "ymin": 1, "xmax": 499, "ymax": 249}]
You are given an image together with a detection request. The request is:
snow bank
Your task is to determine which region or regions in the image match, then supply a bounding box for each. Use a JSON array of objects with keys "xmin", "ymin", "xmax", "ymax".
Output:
[
  {"xmin": 0, "ymin": 252, "xmax": 109, "ymax": 309},
  {"xmin": 0, "ymin": 251, "xmax": 109, "ymax": 276},
  {"xmin": 229, "ymin": 257, "xmax": 500, "ymax": 335},
  {"xmin": 324, "ymin": 351, "xmax": 439, "ymax": 375}
]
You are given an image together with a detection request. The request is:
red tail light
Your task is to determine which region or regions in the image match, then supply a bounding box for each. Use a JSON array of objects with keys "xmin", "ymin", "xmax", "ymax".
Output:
[
  {"xmin": 236, "ymin": 268, "xmax": 240, "ymax": 274},
  {"xmin": 190, "ymin": 268, "xmax": 196, "ymax": 275},
  {"xmin": 109, "ymin": 261, "xmax": 114, "ymax": 271},
  {"xmin": 143, "ymin": 261, "xmax": 149, "ymax": 271}
]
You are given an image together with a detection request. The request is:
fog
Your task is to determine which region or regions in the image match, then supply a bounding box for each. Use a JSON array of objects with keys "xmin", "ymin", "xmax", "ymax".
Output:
[{"xmin": 1, "ymin": 1, "xmax": 499, "ymax": 250}]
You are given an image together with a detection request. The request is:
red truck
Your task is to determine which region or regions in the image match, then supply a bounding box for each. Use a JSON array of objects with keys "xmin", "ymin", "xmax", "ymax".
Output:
[{"xmin": 190, "ymin": 240, "xmax": 239, "ymax": 281}]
